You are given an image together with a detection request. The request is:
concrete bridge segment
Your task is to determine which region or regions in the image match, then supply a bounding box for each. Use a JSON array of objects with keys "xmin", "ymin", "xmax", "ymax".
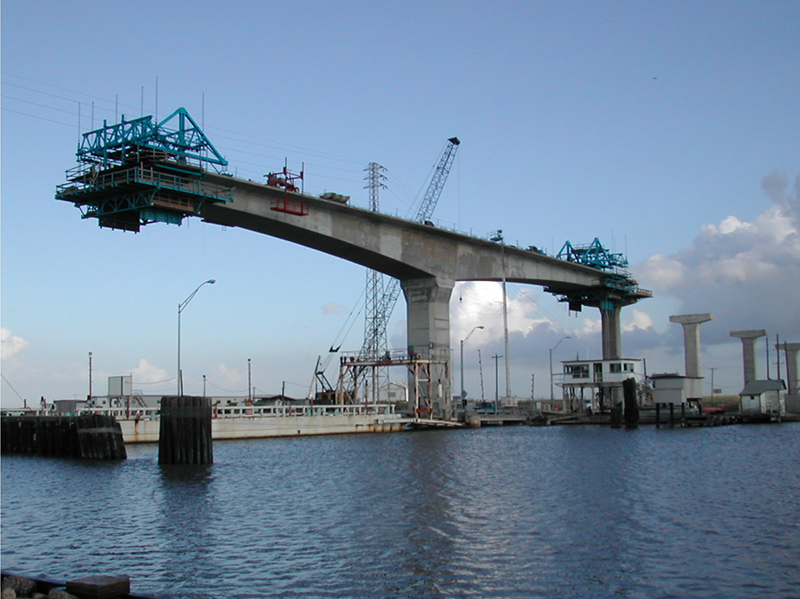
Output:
[{"xmin": 199, "ymin": 176, "xmax": 645, "ymax": 414}]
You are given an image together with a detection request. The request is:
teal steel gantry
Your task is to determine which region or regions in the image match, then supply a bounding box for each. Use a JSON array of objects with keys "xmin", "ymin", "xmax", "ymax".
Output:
[
  {"xmin": 56, "ymin": 108, "xmax": 233, "ymax": 232},
  {"xmin": 554, "ymin": 237, "xmax": 651, "ymax": 312},
  {"xmin": 551, "ymin": 237, "xmax": 651, "ymax": 363}
]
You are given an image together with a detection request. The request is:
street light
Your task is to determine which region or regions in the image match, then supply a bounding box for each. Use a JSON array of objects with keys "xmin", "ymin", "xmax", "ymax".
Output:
[
  {"xmin": 490, "ymin": 229, "xmax": 511, "ymax": 398},
  {"xmin": 460, "ymin": 325, "xmax": 485, "ymax": 402},
  {"xmin": 177, "ymin": 279, "xmax": 216, "ymax": 396},
  {"xmin": 549, "ymin": 336, "xmax": 571, "ymax": 403}
]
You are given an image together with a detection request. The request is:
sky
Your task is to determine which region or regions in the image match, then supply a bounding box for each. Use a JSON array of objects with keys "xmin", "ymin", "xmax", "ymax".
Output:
[{"xmin": 2, "ymin": 0, "xmax": 799, "ymax": 406}]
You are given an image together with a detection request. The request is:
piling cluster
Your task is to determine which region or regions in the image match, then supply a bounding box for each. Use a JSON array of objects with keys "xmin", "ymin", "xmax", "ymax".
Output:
[
  {"xmin": 0, "ymin": 415, "xmax": 126, "ymax": 460},
  {"xmin": 158, "ymin": 396, "xmax": 213, "ymax": 465}
]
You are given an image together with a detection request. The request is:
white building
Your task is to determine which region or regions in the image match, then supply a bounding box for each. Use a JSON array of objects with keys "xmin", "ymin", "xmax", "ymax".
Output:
[
  {"xmin": 557, "ymin": 358, "xmax": 648, "ymax": 412},
  {"xmin": 651, "ymin": 374, "xmax": 703, "ymax": 405},
  {"xmin": 377, "ymin": 381, "xmax": 409, "ymax": 404},
  {"xmin": 739, "ymin": 380, "xmax": 786, "ymax": 415}
]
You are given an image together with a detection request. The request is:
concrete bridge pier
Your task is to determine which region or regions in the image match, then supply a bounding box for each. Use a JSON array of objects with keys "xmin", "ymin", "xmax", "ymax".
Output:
[
  {"xmin": 598, "ymin": 303, "xmax": 624, "ymax": 408},
  {"xmin": 402, "ymin": 277, "xmax": 454, "ymax": 419},
  {"xmin": 669, "ymin": 313, "xmax": 714, "ymax": 378},
  {"xmin": 778, "ymin": 342, "xmax": 800, "ymax": 396},
  {"xmin": 730, "ymin": 329, "xmax": 767, "ymax": 384}
]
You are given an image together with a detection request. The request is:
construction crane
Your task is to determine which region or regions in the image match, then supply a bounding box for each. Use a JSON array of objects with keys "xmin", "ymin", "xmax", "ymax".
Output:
[
  {"xmin": 358, "ymin": 138, "xmax": 461, "ymax": 394},
  {"xmin": 310, "ymin": 138, "xmax": 461, "ymax": 402}
]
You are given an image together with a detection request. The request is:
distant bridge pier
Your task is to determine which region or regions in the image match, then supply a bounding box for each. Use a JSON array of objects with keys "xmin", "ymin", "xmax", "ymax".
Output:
[{"xmin": 402, "ymin": 277, "xmax": 454, "ymax": 419}]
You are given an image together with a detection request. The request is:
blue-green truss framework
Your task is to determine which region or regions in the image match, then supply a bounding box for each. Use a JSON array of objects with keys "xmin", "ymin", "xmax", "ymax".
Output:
[
  {"xmin": 56, "ymin": 107, "xmax": 233, "ymax": 232},
  {"xmin": 552, "ymin": 238, "xmax": 652, "ymax": 311},
  {"xmin": 78, "ymin": 107, "xmax": 228, "ymax": 170}
]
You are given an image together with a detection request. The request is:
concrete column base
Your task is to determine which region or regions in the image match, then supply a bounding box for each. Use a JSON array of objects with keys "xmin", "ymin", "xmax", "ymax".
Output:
[{"xmin": 402, "ymin": 277, "xmax": 454, "ymax": 419}]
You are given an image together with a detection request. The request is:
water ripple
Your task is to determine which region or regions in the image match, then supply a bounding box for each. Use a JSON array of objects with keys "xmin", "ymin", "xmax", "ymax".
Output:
[{"xmin": 2, "ymin": 425, "xmax": 799, "ymax": 598}]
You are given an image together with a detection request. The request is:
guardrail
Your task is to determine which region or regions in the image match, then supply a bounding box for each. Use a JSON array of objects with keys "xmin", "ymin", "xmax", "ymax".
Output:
[
  {"xmin": 57, "ymin": 165, "xmax": 234, "ymax": 203},
  {"xmin": 74, "ymin": 404, "xmax": 397, "ymax": 420},
  {"xmin": 213, "ymin": 404, "xmax": 397, "ymax": 419}
]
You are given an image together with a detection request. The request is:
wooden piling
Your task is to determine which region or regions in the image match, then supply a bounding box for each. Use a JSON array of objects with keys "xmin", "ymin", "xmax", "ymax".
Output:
[
  {"xmin": 76, "ymin": 415, "xmax": 126, "ymax": 460},
  {"xmin": 0, "ymin": 415, "xmax": 125, "ymax": 460},
  {"xmin": 623, "ymin": 377, "xmax": 639, "ymax": 429},
  {"xmin": 158, "ymin": 396, "xmax": 213, "ymax": 465}
]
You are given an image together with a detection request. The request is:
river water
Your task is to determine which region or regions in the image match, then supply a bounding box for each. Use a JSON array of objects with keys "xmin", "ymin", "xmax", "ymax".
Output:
[{"xmin": 2, "ymin": 424, "xmax": 799, "ymax": 598}]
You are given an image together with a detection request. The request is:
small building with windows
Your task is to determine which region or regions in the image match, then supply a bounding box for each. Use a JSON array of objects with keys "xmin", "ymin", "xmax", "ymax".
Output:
[
  {"xmin": 557, "ymin": 358, "xmax": 648, "ymax": 412},
  {"xmin": 739, "ymin": 380, "xmax": 786, "ymax": 415}
]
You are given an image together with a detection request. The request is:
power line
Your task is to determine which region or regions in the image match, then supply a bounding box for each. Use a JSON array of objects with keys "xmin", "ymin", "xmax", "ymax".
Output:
[{"xmin": 1, "ymin": 374, "xmax": 26, "ymax": 402}]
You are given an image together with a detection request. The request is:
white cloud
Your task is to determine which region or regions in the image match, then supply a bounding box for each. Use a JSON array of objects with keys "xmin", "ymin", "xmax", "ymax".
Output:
[
  {"xmin": 450, "ymin": 282, "xmax": 562, "ymax": 345},
  {"xmin": 131, "ymin": 359, "xmax": 168, "ymax": 384},
  {"xmin": 638, "ymin": 171, "xmax": 800, "ymax": 345},
  {"xmin": 623, "ymin": 309, "xmax": 655, "ymax": 333},
  {"xmin": 580, "ymin": 318, "xmax": 602, "ymax": 335},
  {"xmin": 1, "ymin": 328, "xmax": 29, "ymax": 360},
  {"xmin": 213, "ymin": 363, "xmax": 245, "ymax": 390}
]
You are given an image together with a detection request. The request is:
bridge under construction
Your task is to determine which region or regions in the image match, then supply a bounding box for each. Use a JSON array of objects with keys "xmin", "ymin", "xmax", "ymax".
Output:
[{"xmin": 56, "ymin": 107, "xmax": 651, "ymax": 421}]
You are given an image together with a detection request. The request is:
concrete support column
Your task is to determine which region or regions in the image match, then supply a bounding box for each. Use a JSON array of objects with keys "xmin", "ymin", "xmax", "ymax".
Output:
[
  {"xmin": 402, "ymin": 277, "xmax": 454, "ymax": 419},
  {"xmin": 669, "ymin": 314, "xmax": 713, "ymax": 378},
  {"xmin": 600, "ymin": 303, "xmax": 622, "ymax": 360},
  {"xmin": 730, "ymin": 330, "xmax": 767, "ymax": 384},
  {"xmin": 599, "ymin": 302, "xmax": 623, "ymax": 407},
  {"xmin": 778, "ymin": 342, "xmax": 800, "ymax": 395}
]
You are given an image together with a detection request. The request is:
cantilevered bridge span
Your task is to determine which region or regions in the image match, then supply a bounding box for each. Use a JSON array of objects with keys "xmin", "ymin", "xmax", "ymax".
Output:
[{"xmin": 56, "ymin": 108, "xmax": 651, "ymax": 419}]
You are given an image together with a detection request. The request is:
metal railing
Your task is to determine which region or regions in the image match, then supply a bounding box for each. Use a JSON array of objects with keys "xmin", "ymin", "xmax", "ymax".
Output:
[
  {"xmin": 213, "ymin": 404, "xmax": 397, "ymax": 419},
  {"xmin": 77, "ymin": 404, "xmax": 397, "ymax": 420},
  {"xmin": 57, "ymin": 165, "xmax": 233, "ymax": 203}
]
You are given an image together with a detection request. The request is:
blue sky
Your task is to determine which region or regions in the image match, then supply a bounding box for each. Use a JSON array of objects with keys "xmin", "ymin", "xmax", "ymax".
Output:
[{"xmin": 2, "ymin": 0, "xmax": 799, "ymax": 405}]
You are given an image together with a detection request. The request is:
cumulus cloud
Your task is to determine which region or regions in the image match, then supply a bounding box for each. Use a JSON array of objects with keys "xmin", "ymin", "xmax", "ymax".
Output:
[
  {"xmin": 1, "ymin": 328, "xmax": 29, "ymax": 360},
  {"xmin": 451, "ymin": 282, "xmax": 560, "ymax": 345},
  {"xmin": 213, "ymin": 363, "xmax": 245, "ymax": 390},
  {"xmin": 131, "ymin": 359, "xmax": 169, "ymax": 384},
  {"xmin": 638, "ymin": 171, "xmax": 800, "ymax": 344},
  {"xmin": 623, "ymin": 309, "xmax": 655, "ymax": 333}
]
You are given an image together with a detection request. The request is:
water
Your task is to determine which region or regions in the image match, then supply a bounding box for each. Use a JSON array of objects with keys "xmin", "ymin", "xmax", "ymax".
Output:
[{"xmin": 2, "ymin": 424, "xmax": 799, "ymax": 598}]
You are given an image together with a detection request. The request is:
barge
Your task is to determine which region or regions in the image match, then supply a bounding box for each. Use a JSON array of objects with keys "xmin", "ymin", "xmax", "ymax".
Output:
[{"xmin": 2, "ymin": 404, "xmax": 410, "ymax": 444}]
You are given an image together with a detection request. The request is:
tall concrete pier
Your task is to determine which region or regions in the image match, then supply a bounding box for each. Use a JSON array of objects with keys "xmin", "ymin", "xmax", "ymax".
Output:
[
  {"xmin": 777, "ymin": 342, "xmax": 800, "ymax": 396},
  {"xmin": 730, "ymin": 329, "xmax": 767, "ymax": 384},
  {"xmin": 670, "ymin": 314, "xmax": 713, "ymax": 378}
]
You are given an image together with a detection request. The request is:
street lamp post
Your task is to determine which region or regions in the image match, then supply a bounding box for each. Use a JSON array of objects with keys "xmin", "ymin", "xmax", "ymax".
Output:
[
  {"xmin": 549, "ymin": 336, "xmax": 571, "ymax": 404},
  {"xmin": 460, "ymin": 325, "xmax": 485, "ymax": 403},
  {"xmin": 490, "ymin": 229, "xmax": 511, "ymax": 399},
  {"xmin": 177, "ymin": 279, "xmax": 216, "ymax": 396}
]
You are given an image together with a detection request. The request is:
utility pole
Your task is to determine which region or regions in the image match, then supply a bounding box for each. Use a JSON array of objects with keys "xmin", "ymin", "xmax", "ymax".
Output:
[
  {"xmin": 709, "ymin": 367, "xmax": 717, "ymax": 401},
  {"xmin": 88, "ymin": 351, "xmax": 93, "ymax": 404},
  {"xmin": 478, "ymin": 349, "xmax": 485, "ymax": 401},
  {"xmin": 248, "ymin": 358, "xmax": 252, "ymax": 403},
  {"xmin": 492, "ymin": 354, "xmax": 503, "ymax": 406}
]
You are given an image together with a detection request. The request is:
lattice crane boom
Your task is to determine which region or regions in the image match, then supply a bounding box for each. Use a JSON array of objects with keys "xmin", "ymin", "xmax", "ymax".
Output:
[
  {"xmin": 414, "ymin": 137, "xmax": 460, "ymax": 223},
  {"xmin": 358, "ymin": 137, "xmax": 461, "ymax": 362}
]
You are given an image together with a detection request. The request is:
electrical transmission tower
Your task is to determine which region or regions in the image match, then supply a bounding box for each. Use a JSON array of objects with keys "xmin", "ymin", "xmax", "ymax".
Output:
[
  {"xmin": 363, "ymin": 162, "xmax": 389, "ymax": 401},
  {"xmin": 357, "ymin": 138, "xmax": 461, "ymax": 402}
]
